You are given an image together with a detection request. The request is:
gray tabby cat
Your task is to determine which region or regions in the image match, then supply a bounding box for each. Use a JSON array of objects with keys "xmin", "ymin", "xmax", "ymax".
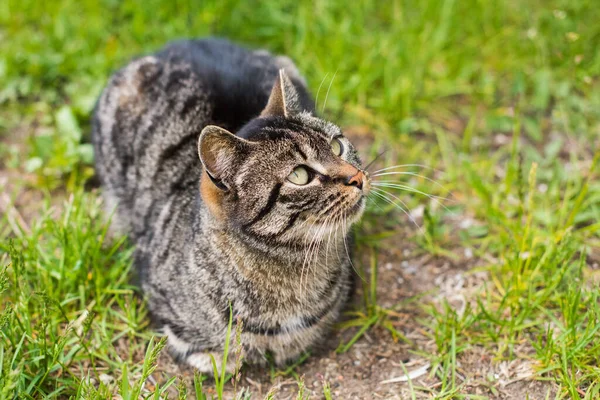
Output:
[{"xmin": 92, "ymin": 38, "xmax": 370, "ymax": 372}]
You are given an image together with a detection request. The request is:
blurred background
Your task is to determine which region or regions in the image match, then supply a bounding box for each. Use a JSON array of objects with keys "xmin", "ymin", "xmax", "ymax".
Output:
[{"xmin": 1, "ymin": 0, "xmax": 599, "ymax": 398}]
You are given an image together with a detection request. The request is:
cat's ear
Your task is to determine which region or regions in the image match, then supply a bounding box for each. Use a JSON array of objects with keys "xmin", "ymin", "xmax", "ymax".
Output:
[
  {"xmin": 198, "ymin": 125, "xmax": 253, "ymax": 188},
  {"xmin": 260, "ymin": 69, "xmax": 302, "ymax": 118}
]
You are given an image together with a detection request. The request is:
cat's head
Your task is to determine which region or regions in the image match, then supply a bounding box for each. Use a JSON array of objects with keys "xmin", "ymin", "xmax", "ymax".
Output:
[{"xmin": 198, "ymin": 70, "xmax": 369, "ymax": 245}]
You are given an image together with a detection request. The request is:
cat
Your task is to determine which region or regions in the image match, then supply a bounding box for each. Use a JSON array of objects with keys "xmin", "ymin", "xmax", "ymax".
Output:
[{"xmin": 92, "ymin": 38, "xmax": 370, "ymax": 372}]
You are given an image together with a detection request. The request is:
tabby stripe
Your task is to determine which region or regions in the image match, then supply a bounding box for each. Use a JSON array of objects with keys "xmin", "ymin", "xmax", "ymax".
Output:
[
  {"xmin": 250, "ymin": 201, "xmax": 316, "ymax": 242},
  {"xmin": 243, "ymin": 182, "xmax": 282, "ymax": 227},
  {"xmin": 241, "ymin": 289, "xmax": 342, "ymax": 336},
  {"xmin": 165, "ymin": 69, "xmax": 190, "ymax": 93},
  {"xmin": 296, "ymin": 198, "xmax": 318, "ymax": 212},
  {"xmin": 277, "ymin": 211, "xmax": 301, "ymax": 235},
  {"xmin": 285, "ymin": 120, "xmax": 330, "ymax": 140},
  {"xmin": 170, "ymin": 168, "xmax": 196, "ymax": 192},
  {"xmin": 152, "ymin": 134, "xmax": 199, "ymax": 181},
  {"xmin": 318, "ymin": 195, "xmax": 345, "ymax": 217},
  {"xmin": 138, "ymin": 198, "xmax": 157, "ymax": 239},
  {"xmin": 292, "ymin": 141, "xmax": 307, "ymax": 160},
  {"xmin": 180, "ymin": 94, "xmax": 203, "ymax": 117},
  {"xmin": 109, "ymin": 109, "xmax": 133, "ymax": 176},
  {"xmin": 279, "ymin": 195, "xmax": 314, "ymax": 206}
]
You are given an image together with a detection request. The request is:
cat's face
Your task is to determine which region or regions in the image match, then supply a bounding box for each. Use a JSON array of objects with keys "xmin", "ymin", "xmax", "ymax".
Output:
[{"xmin": 198, "ymin": 71, "xmax": 369, "ymax": 244}]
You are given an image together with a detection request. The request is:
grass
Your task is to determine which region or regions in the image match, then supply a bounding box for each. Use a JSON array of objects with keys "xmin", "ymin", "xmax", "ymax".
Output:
[{"xmin": 1, "ymin": 0, "xmax": 600, "ymax": 398}]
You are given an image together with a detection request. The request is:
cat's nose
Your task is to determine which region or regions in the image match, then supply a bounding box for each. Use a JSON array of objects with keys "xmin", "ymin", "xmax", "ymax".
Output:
[{"xmin": 344, "ymin": 170, "xmax": 364, "ymax": 190}]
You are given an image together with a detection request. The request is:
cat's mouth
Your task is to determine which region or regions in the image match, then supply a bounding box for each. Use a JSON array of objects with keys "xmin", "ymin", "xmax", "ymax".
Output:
[
  {"xmin": 348, "ymin": 193, "xmax": 366, "ymax": 214},
  {"xmin": 297, "ymin": 193, "xmax": 366, "ymax": 240}
]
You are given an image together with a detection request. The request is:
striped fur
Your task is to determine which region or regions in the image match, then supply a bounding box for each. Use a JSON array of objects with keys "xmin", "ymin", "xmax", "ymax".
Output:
[{"xmin": 92, "ymin": 38, "xmax": 369, "ymax": 372}]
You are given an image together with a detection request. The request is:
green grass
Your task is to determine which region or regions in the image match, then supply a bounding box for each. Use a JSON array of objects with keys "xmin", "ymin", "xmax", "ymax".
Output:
[{"xmin": 1, "ymin": 0, "xmax": 600, "ymax": 398}]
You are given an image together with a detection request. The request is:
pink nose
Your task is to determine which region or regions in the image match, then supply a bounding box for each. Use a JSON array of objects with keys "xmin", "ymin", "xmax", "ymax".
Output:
[{"xmin": 345, "ymin": 171, "xmax": 364, "ymax": 190}]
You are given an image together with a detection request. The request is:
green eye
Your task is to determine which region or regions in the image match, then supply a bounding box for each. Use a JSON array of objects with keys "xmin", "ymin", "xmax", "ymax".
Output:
[
  {"xmin": 287, "ymin": 166, "xmax": 310, "ymax": 185},
  {"xmin": 331, "ymin": 137, "xmax": 344, "ymax": 156}
]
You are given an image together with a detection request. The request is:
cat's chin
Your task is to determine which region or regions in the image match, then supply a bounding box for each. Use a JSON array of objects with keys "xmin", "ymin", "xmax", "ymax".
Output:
[{"xmin": 346, "ymin": 195, "xmax": 367, "ymax": 224}]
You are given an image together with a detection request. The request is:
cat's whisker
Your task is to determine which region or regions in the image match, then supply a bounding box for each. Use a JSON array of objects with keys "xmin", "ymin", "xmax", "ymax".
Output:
[
  {"xmin": 308, "ymin": 214, "xmax": 333, "ymax": 270},
  {"xmin": 306, "ymin": 217, "xmax": 324, "ymax": 287},
  {"xmin": 306, "ymin": 212, "xmax": 335, "ymax": 295},
  {"xmin": 366, "ymin": 190, "xmax": 388, "ymax": 214},
  {"xmin": 300, "ymin": 218, "xmax": 320, "ymax": 292},
  {"xmin": 364, "ymin": 150, "xmax": 388, "ymax": 172},
  {"xmin": 370, "ymin": 188, "xmax": 410, "ymax": 217},
  {"xmin": 322, "ymin": 69, "xmax": 338, "ymax": 114},
  {"xmin": 310, "ymin": 213, "xmax": 333, "ymax": 294},
  {"xmin": 341, "ymin": 209, "xmax": 360, "ymax": 280},
  {"xmin": 326, "ymin": 213, "xmax": 342, "ymax": 286},
  {"xmin": 371, "ymin": 183, "xmax": 454, "ymax": 217},
  {"xmin": 294, "ymin": 216, "xmax": 313, "ymax": 233},
  {"xmin": 372, "ymin": 182, "xmax": 452, "ymax": 205},
  {"xmin": 314, "ymin": 73, "xmax": 330, "ymax": 112},
  {"xmin": 370, "ymin": 188, "xmax": 424, "ymax": 234},
  {"xmin": 294, "ymin": 210, "xmax": 328, "ymax": 235},
  {"xmin": 372, "ymin": 171, "xmax": 453, "ymax": 196},
  {"xmin": 302, "ymin": 230, "xmax": 319, "ymax": 294},
  {"xmin": 294, "ymin": 201, "xmax": 339, "ymax": 234},
  {"xmin": 322, "ymin": 214, "xmax": 333, "ymax": 285},
  {"xmin": 333, "ymin": 214, "xmax": 342, "ymax": 263},
  {"xmin": 371, "ymin": 164, "xmax": 436, "ymax": 174},
  {"xmin": 324, "ymin": 213, "xmax": 336, "ymax": 268}
]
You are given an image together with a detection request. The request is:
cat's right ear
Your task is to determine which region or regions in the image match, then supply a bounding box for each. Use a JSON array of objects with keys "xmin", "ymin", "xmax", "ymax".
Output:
[
  {"xmin": 198, "ymin": 125, "xmax": 253, "ymax": 189},
  {"xmin": 260, "ymin": 69, "xmax": 302, "ymax": 118}
]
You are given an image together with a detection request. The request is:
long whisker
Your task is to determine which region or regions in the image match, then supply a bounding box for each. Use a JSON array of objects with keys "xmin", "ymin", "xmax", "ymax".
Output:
[
  {"xmin": 324, "ymin": 213, "xmax": 336, "ymax": 267},
  {"xmin": 310, "ymin": 213, "xmax": 332, "ymax": 294},
  {"xmin": 300, "ymin": 218, "xmax": 320, "ymax": 293},
  {"xmin": 333, "ymin": 214, "xmax": 341, "ymax": 263},
  {"xmin": 307, "ymin": 213, "xmax": 334, "ymax": 294},
  {"xmin": 322, "ymin": 69, "xmax": 338, "ymax": 114},
  {"xmin": 370, "ymin": 188, "xmax": 424, "ymax": 234},
  {"xmin": 373, "ymin": 171, "xmax": 453, "ymax": 195},
  {"xmin": 372, "ymin": 182, "xmax": 451, "ymax": 203},
  {"xmin": 314, "ymin": 73, "xmax": 330, "ymax": 113},
  {"xmin": 373, "ymin": 184, "xmax": 454, "ymax": 216},
  {"xmin": 372, "ymin": 164, "xmax": 437, "ymax": 174},
  {"xmin": 372, "ymin": 183, "xmax": 455, "ymax": 216},
  {"xmin": 370, "ymin": 189, "xmax": 412, "ymax": 222},
  {"xmin": 341, "ymin": 210, "xmax": 361, "ymax": 280},
  {"xmin": 294, "ymin": 200, "xmax": 336, "ymax": 233},
  {"xmin": 364, "ymin": 150, "xmax": 388, "ymax": 172},
  {"xmin": 366, "ymin": 191, "xmax": 387, "ymax": 214}
]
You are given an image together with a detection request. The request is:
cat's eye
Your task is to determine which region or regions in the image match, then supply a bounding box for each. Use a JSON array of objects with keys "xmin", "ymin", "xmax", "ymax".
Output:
[
  {"xmin": 331, "ymin": 137, "xmax": 344, "ymax": 156},
  {"xmin": 287, "ymin": 166, "xmax": 310, "ymax": 185}
]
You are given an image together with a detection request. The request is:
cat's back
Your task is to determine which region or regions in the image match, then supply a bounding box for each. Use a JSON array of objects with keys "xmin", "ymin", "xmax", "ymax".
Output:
[
  {"xmin": 153, "ymin": 38, "xmax": 311, "ymax": 131},
  {"xmin": 92, "ymin": 38, "xmax": 311, "ymax": 238}
]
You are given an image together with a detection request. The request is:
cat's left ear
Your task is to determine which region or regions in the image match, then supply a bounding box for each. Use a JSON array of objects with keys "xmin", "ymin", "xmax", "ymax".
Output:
[
  {"xmin": 198, "ymin": 125, "xmax": 254, "ymax": 189},
  {"xmin": 260, "ymin": 69, "xmax": 302, "ymax": 118}
]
